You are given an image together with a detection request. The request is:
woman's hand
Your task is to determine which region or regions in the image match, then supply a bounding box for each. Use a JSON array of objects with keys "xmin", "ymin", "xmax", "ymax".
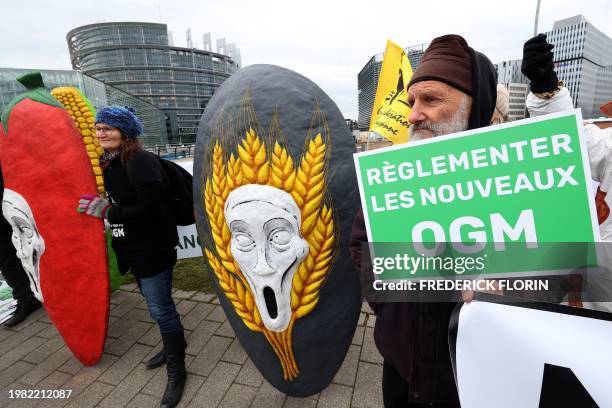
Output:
[{"xmin": 77, "ymin": 194, "xmax": 111, "ymax": 219}]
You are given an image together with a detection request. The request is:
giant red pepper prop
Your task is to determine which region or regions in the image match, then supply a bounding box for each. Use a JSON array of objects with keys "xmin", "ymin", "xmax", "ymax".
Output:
[{"xmin": 0, "ymin": 72, "xmax": 108, "ymax": 366}]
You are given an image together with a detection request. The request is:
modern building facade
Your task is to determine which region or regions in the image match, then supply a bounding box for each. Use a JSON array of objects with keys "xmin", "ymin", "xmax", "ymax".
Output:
[
  {"xmin": 545, "ymin": 15, "xmax": 612, "ymax": 119},
  {"xmin": 406, "ymin": 43, "xmax": 428, "ymax": 72},
  {"xmin": 595, "ymin": 65, "xmax": 612, "ymax": 115},
  {"xmin": 494, "ymin": 16, "xmax": 611, "ymax": 120},
  {"xmin": 493, "ymin": 60, "xmax": 529, "ymax": 121},
  {"xmin": 507, "ymin": 83, "xmax": 529, "ymax": 121},
  {"xmin": 495, "ymin": 59, "xmax": 529, "ymax": 86},
  {"xmin": 357, "ymin": 53, "xmax": 383, "ymax": 131},
  {"xmin": 0, "ymin": 68, "xmax": 168, "ymax": 147},
  {"xmin": 357, "ymin": 43, "xmax": 427, "ymax": 130},
  {"xmin": 67, "ymin": 22, "xmax": 240, "ymax": 143}
]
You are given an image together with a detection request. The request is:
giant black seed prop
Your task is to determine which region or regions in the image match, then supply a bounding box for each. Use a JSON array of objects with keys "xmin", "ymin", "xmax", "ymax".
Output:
[{"xmin": 194, "ymin": 65, "xmax": 362, "ymax": 396}]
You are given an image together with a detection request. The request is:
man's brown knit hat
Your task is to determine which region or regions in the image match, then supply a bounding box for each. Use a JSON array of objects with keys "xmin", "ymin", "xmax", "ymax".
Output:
[{"xmin": 407, "ymin": 34, "xmax": 473, "ymax": 95}]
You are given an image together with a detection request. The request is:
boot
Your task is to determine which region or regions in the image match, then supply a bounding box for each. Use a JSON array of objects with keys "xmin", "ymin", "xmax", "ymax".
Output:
[
  {"xmin": 160, "ymin": 329, "xmax": 187, "ymax": 408},
  {"xmin": 3, "ymin": 299, "xmax": 41, "ymax": 327},
  {"xmin": 145, "ymin": 347, "xmax": 167, "ymax": 369},
  {"xmin": 148, "ymin": 332, "xmax": 187, "ymax": 369}
]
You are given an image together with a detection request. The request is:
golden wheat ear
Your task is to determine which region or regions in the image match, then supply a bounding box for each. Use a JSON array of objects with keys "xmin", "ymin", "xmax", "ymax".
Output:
[
  {"xmin": 291, "ymin": 132, "xmax": 327, "ymax": 235},
  {"xmin": 269, "ymin": 141, "xmax": 295, "ymax": 191},
  {"xmin": 268, "ymin": 114, "xmax": 296, "ymax": 192},
  {"xmin": 205, "ymin": 249, "xmax": 263, "ymax": 332},
  {"xmin": 291, "ymin": 204, "xmax": 335, "ymax": 318},
  {"xmin": 289, "ymin": 105, "xmax": 336, "ymax": 318},
  {"xmin": 238, "ymin": 129, "xmax": 269, "ymax": 184}
]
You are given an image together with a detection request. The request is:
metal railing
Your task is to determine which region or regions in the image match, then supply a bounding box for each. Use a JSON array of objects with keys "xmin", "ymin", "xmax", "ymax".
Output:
[{"xmin": 146, "ymin": 143, "xmax": 196, "ymax": 159}]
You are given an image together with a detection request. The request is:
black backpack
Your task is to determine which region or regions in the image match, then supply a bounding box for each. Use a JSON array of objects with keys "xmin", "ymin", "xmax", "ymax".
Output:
[{"xmin": 156, "ymin": 157, "xmax": 195, "ymax": 226}]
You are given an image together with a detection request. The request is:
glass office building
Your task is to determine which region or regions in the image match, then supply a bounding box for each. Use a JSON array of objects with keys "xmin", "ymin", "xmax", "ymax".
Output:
[
  {"xmin": 494, "ymin": 61, "xmax": 529, "ymax": 121},
  {"xmin": 494, "ymin": 16, "xmax": 612, "ymax": 119},
  {"xmin": 357, "ymin": 53, "xmax": 383, "ymax": 131},
  {"xmin": 507, "ymin": 83, "xmax": 529, "ymax": 121},
  {"xmin": 357, "ymin": 43, "xmax": 427, "ymax": 130},
  {"xmin": 546, "ymin": 15, "xmax": 612, "ymax": 119},
  {"xmin": 67, "ymin": 22, "xmax": 240, "ymax": 143},
  {"xmin": 0, "ymin": 68, "xmax": 168, "ymax": 147},
  {"xmin": 495, "ymin": 59, "xmax": 529, "ymax": 86}
]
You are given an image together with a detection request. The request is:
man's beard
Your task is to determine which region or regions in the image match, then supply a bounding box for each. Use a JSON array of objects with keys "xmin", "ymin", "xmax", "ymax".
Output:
[{"xmin": 409, "ymin": 97, "xmax": 470, "ymax": 142}]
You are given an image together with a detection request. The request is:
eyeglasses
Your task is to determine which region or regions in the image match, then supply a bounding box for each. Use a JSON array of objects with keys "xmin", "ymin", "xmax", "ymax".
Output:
[{"xmin": 94, "ymin": 126, "xmax": 117, "ymax": 135}]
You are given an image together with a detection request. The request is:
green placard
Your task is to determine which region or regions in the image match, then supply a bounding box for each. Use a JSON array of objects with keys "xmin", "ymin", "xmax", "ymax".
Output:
[{"xmin": 353, "ymin": 110, "xmax": 599, "ymax": 280}]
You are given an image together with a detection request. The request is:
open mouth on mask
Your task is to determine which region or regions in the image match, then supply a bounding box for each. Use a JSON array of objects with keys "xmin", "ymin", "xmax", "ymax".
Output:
[
  {"xmin": 263, "ymin": 286, "xmax": 278, "ymax": 319},
  {"xmin": 259, "ymin": 256, "xmax": 298, "ymax": 322}
]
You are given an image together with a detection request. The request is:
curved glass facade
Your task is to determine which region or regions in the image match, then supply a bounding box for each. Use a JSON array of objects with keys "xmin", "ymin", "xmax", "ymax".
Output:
[{"xmin": 67, "ymin": 22, "xmax": 239, "ymax": 142}]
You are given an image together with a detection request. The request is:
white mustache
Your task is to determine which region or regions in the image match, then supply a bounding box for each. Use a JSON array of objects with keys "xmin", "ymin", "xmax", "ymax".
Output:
[{"xmin": 409, "ymin": 95, "xmax": 471, "ymax": 140}]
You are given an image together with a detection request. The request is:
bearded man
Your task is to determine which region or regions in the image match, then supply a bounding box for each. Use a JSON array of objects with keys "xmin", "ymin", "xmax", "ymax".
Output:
[{"xmin": 350, "ymin": 34, "xmax": 497, "ymax": 407}]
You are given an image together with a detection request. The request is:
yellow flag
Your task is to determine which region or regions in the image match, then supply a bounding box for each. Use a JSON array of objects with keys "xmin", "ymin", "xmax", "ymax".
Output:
[{"xmin": 369, "ymin": 40, "xmax": 413, "ymax": 144}]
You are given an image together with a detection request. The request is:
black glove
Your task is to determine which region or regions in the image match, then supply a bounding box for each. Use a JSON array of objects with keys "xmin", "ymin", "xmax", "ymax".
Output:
[{"xmin": 521, "ymin": 34, "xmax": 559, "ymax": 93}]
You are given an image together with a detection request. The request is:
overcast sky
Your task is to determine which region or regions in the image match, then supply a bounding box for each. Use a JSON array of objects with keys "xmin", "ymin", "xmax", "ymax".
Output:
[{"xmin": 2, "ymin": 0, "xmax": 610, "ymax": 118}]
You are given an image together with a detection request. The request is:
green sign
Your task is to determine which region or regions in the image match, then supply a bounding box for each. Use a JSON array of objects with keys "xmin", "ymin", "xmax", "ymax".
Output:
[{"xmin": 353, "ymin": 110, "xmax": 599, "ymax": 280}]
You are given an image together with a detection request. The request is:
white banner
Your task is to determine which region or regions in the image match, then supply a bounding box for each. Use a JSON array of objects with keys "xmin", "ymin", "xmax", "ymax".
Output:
[
  {"xmin": 173, "ymin": 159, "xmax": 203, "ymax": 260},
  {"xmin": 176, "ymin": 223, "xmax": 202, "ymax": 259},
  {"xmin": 450, "ymin": 295, "xmax": 611, "ymax": 407}
]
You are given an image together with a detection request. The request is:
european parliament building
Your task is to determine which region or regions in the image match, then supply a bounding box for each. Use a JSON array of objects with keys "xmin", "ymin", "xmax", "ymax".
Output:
[{"xmin": 67, "ymin": 22, "xmax": 240, "ymax": 143}]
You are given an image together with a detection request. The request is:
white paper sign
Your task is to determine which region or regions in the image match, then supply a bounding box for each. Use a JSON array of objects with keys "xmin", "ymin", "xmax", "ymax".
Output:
[
  {"xmin": 451, "ymin": 297, "xmax": 612, "ymax": 407},
  {"xmin": 176, "ymin": 223, "xmax": 202, "ymax": 259},
  {"xmin": 173, "ymin": 159, "xmax": 203, "ymax": 260}
]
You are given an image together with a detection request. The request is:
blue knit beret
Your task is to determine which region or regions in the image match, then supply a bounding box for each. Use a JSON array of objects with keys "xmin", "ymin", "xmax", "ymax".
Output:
[{"xmin": 95, "ymin": 106, "xmax": 144, "ymax": 138}]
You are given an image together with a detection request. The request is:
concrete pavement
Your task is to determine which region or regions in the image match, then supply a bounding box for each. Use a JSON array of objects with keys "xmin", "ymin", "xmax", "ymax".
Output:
[{"xmin": 0, "ymin": 286, "xmax": 383, "ymax": 407}]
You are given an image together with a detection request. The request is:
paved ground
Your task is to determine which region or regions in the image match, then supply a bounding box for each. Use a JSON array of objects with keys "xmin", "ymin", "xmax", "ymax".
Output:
[{"xmin": 0, "ymin": 286, "xmax": 383, "ymax": 407}]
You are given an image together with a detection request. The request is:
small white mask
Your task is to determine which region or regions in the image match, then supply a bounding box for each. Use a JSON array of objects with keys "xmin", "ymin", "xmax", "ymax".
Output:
[{"xmin": 2, "ymin": 189, "xmax": 45, "ymax": 302}]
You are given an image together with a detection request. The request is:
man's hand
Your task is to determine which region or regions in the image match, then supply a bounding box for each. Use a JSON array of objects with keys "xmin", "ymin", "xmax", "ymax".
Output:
[
  {"xmin": 462, "ymin": 280, "xmax": 503, "ymax": 303},
  {"xmin": 77, "ymin": 194, "xmax": 111, "ymax": 219},
  {"xmin": 521, "ymin": 34, "xmax": 559, "ymax": 93},
  {"xmin": 462, "ymin": 289, "xmax": 475, "ymax": 303}
]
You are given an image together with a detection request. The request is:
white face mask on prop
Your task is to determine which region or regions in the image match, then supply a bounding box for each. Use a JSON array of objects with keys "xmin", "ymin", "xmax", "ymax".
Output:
[
  {"xmin": 225, "ymin": 184, "xmax": 309, "ymax": 332},
  {"xmin": 2, "ymin": 189, "xmax": 45, "ymax": 302}
]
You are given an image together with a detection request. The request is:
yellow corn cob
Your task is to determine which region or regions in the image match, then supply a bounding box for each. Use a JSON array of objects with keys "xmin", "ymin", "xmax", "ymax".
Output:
[{"xmin": 51, "ymin": 87, "xmax": 105, "ymax": 195}]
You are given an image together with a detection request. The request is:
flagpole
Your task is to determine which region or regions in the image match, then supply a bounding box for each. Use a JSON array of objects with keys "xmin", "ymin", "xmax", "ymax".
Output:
[{"xmin": 534, "ymin": 0, "xmax": 542, "ymax": 35}]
